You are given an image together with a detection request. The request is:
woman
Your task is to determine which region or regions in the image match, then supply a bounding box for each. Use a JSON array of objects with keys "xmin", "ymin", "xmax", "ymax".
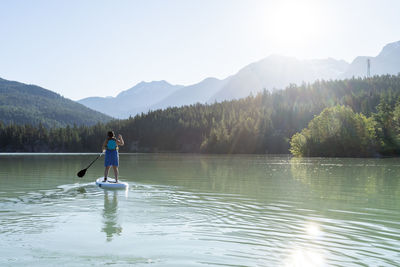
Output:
[{"xmin": 102, "ymin": 131, "xmax": 124, "ymax": 182}]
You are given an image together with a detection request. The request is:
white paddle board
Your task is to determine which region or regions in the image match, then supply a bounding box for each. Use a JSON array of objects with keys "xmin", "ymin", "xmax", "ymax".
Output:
[{"xmin": 95, "ymin": 177, "xmax": 128, "ymax": 189}]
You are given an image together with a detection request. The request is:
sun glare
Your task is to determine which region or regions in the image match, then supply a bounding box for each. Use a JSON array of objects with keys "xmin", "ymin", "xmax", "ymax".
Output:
[
  {"xmin": 266, "ymin": 0, "xmax": 320, "ymax": 46},
  {"xmin": 285, "ymin": 248, "xmax": 325, "ymax": 267},
  {"xmin": 284, "ymin": 222, "xmax": 324, "ymax": 266}
]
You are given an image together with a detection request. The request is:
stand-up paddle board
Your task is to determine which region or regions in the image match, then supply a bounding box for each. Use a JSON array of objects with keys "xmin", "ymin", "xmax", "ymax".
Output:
[{"xmin": 95, "ymin": 177, "xmax": 128, "ymax": 189}]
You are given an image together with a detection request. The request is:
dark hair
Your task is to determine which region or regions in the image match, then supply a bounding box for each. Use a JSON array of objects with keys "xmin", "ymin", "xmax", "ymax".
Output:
[{"xmin": 107, "ymin": 131, "xmax": 115, "ymax": 139}]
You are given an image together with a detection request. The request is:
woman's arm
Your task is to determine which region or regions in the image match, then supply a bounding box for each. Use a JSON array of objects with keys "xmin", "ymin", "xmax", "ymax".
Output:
[
  {"xmin": 102, "ymin": 140, "xmax": 108, "ymax": 152},
  {"xmin": 117, "ymin": 134, "xmax": 124, "ymax": 146}
]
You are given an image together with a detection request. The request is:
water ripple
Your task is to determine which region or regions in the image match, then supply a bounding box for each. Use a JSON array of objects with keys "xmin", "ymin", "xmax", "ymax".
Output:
[
  {"xmin": 126, "ymin": 185, "xmax": 400, "ymax": 266},
  {"xmin": 1, "ymin": 154, "xmax": 400, "ymax": 266}
]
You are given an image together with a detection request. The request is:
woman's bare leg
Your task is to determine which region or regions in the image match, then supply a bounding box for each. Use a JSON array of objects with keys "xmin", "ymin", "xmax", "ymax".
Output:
[
  {"xmin": 104, "ymin": 166, "xmax": 111, "ymax": 181},
  {"xmin": 113, "ymin": 166, "xmax": 119, "ymax": 182}
]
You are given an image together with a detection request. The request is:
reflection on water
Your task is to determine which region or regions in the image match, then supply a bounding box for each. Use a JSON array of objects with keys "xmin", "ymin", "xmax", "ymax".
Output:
[
  {"xmin": 0, "ymin": 154, "xmax": 400, "ymax": 266},
  {"xmin": 284, "ymin": 221, "xmax": 325, "ymax": 267},
  {"xmin": 289, "ymin": 157, "xmax": 400, "ymax": 205},
  {"xmin": 102, "ymin": 190, "xmax": 122, "ymax": 241},
  {"xmin": 286, "ymin": 247, "xmax": 325, "ymax": 267}
]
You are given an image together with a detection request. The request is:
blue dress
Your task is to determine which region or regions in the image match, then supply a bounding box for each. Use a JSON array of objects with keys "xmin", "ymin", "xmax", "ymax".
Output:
[
  {"xmin": 105, "ymin": 149, "xmax": 119, "ymax": 167},
  {"xmin": 104, "ymin": 139, "xmax": 119, "ymax": 167}
]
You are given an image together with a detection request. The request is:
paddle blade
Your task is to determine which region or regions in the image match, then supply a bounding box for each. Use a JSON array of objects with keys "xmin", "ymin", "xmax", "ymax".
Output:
[{"xmin": 77, "ymin": 169, "xmax": 87, "ymax": 178}]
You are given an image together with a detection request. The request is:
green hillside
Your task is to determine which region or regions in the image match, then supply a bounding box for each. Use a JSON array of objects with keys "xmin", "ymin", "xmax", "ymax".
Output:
[{"xmin": 0, "ymin": 78, "xmax": 112, "ymax": 127}]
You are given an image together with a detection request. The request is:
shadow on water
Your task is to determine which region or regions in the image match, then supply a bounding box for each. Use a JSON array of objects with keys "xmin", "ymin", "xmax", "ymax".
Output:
[{"xmin": 101, "ymin": 190, "xmax": 122, "ymax": 242}]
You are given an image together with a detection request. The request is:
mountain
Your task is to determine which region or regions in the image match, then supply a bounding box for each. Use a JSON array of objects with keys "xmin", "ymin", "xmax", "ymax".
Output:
[
  {"xmin": 78, "ymin": 80, "xmax": 184, "ymax": 118},
  {"xmin": 211, "ymin": 55, "xmax": 349, "ymax": 101},
  {"xmin": 150, "ymin": 77, "xmax": 230, "ymax": 110},
  {"xmin": 343, "ymin": 40, "xmax": 400, "ymax": 78},
  {"xmin": 79, "ymin": 57, "xmax": 348, "ymax": 118},
  {"xmin": 78, "ymin": 40, "xmax": 400, "ymax": 119},
  {"xmin": 0, "ymin": 78, "xmax": 112, "ymax": 127}
]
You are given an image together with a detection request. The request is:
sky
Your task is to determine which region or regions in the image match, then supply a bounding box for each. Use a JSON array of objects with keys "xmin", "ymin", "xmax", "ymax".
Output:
[{"xmin": 1, "ymin": 0, "xmax": 400, "ymax": 100}]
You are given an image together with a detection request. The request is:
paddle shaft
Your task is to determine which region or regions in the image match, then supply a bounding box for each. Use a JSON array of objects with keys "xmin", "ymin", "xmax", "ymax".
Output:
[{"xmin": 85, "ymin": 152, "xmax": 103, "ymax": 170}]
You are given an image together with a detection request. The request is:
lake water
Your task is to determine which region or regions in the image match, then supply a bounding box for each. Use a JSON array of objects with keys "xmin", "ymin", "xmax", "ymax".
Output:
[{"xmin": 0, "ymin": 154, "xmax": 399, "ymax": 266}]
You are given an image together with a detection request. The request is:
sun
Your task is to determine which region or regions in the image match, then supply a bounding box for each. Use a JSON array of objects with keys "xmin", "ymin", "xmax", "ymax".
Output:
[{"xmin": 266, "ymin": 0, "xmax": 321, "ymax": 46}]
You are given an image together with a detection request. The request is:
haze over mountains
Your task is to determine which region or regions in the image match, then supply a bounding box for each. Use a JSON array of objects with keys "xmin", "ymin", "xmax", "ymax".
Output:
[
  {"xmin": 341, "ymin": 41, "xmax": 400, "ymax": 78},
  {"xmin": 79, "ymin": 40, "xmax": 400, "ymax": 119},
  {"xmin": 79, "ymin": 81, "xmax": 183, "ymax": 119},
  {"xmin": 78, "ymin": 55, "xmax": 350, "ymax": 118}
]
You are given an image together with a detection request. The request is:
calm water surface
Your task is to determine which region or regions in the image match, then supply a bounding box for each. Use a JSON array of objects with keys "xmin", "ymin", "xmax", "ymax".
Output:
[{"xmin": 0, "ymin": 153, "xmax": 399, "ymax": 266}]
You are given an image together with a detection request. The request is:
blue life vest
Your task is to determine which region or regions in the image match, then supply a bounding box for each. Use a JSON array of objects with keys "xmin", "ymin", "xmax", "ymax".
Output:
[{"xmin": 107, "ymin": 139, "xmax": 117, "ymax": 150}]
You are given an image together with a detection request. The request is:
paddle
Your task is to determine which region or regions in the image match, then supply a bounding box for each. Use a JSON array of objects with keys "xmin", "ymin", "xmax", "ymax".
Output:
[{"xmin": 77, "ymin": 152, "xmax": 103, "ymax": 178}]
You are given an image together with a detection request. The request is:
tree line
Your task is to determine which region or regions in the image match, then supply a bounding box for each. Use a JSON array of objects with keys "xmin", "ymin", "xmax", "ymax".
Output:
[{"xmin": 1, "ymin": 74, "xmax": 400, "ymax": 156}]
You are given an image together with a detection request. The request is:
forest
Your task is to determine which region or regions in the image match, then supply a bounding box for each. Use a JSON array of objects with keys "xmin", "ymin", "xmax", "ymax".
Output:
[{"xmin": 1, "ymin": 74, "xmax": 400, "ymax": 157}]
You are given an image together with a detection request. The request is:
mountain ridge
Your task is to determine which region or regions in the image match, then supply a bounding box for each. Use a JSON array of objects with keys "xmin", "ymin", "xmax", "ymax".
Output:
[
  {"xmin": 76, "ymin": 40, "xmax": 400, "ymax": 118},
  {"xmin": 79, "ymin": 80, "xmax": 184, "ymax": 118},
  {"xmin": 0, "ymin": 77, "xmax": 112, "ymax": 127}
]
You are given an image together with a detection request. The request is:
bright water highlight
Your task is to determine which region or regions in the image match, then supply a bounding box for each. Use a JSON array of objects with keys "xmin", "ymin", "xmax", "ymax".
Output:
[{"xmin": 0, "ymin": 154, "xmax": 399, "ymax": 266}]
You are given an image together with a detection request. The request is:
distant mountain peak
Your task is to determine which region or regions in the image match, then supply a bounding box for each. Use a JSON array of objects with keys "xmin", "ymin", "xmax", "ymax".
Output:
[
  {"xmin": 79, "ymin": 79, "xmax": 184, "ymax": 118},
  {"xmin": 116, "ymin": 80, "xmax": 180, "ymax": 98},
  {"xmin": 378, "ymin": 40, "xmax": 400, "ymax": 58},
  {"xmin": 137, "ymin": 80, "xmax": 171, "ymax": 86},
  {"xmin": 199, "ymin": 77, "xmax": 222, "ymax": 83}
]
